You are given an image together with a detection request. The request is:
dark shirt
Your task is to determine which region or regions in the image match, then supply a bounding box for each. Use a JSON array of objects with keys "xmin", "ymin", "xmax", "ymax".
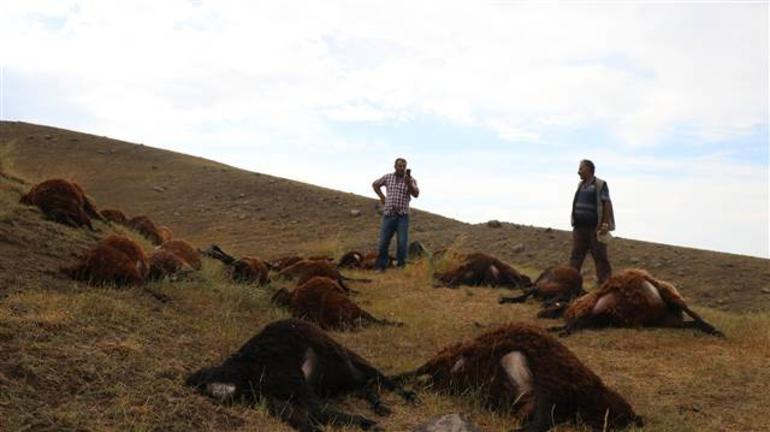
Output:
[{"xmin": 573, "ymin": 178, "xmax": 610, "ymax": 228}]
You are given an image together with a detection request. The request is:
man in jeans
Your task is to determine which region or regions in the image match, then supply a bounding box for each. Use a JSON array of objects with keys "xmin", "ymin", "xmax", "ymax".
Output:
[
  {"xmin": 569, "ymin": 159, "xmax": 615, "ymax": 285},
  {"xmin": 372, "ymin": 158, "xmax": 420, "ymax": 271}
]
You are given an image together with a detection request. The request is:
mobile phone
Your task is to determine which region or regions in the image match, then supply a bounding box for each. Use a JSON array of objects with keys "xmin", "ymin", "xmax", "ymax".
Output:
[{"xmin": 406, "ymin": 169, "xmax": 411, "ymax": 176}]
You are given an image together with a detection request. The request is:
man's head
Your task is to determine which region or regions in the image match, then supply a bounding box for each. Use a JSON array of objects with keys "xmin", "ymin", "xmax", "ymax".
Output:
[
  {"xmin": 578, "ymin": 159, "xmax": 595, "ymax": 181},
  {"xmin": 394, "ymin": 158, "xmax": 407, "ymax": 177}
]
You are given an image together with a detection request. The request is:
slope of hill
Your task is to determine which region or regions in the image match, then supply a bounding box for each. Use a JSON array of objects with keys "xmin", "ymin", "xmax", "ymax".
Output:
[
  {"xmin": 1, "ymin": 121, "xmax": 769, "ymax": 432},
  {"xmin": 2, "ymin": 121, "xmax": 768, "ymax": 313}
]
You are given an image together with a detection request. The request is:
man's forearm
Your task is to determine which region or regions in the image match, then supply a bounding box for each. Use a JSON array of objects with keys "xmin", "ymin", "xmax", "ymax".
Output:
[{"xmin": 373, "ymin": 184, "xmax": 385, "ymax": 201}]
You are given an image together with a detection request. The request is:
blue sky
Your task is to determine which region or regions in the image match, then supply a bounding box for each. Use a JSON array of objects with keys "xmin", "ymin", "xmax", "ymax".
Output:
[{"xmin": 1, "ymin": 0, "xmax": 767, "ymax": 258}]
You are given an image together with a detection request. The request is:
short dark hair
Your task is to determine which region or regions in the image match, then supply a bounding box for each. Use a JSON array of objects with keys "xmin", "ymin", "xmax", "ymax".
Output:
[
  {"xmin": 580, "ymin": 159, "xmax": 595, "ymax": 173},
  {"xmin": 395, "ymin": 158, "xmax": 407, "ymax": 165}
]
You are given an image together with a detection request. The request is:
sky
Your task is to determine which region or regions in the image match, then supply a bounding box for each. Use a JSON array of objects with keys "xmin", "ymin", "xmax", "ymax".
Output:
[{"xmin": 1, "ymin": 0, "xmax": 768, "ymax": 258}]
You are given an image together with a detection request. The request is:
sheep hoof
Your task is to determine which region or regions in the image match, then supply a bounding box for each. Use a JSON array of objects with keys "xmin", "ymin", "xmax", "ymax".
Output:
[
  {"xmin": 373, "ymin": 403, "xmax": 391, "ymax": 416},
  {"xmin": 357, "ymin": 416, "xmax": 380, "ymax": 430}
]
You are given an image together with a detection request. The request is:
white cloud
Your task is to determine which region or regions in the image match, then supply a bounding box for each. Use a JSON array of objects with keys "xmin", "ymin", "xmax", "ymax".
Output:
[{"xmin": 0, "ymin": 1, "xmax": 766, "ymax": 256}]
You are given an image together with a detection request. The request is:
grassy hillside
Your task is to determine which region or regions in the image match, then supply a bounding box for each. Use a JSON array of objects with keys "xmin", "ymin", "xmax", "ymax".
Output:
[{"xmin": 1, "ymin": 121, "xmax": 769, "ymax": 431}]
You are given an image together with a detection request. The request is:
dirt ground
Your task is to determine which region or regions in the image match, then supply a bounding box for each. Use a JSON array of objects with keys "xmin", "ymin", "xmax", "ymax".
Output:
[{"xmin": 2, "ymin": 121, "xmax": 768, "ymax": 313}]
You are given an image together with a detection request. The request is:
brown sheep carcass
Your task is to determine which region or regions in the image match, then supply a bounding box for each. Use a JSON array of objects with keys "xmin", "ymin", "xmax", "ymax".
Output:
[
  {"xmin": 551, "ymin": 268, "xmax": 723, "ymax": 336},
  {"xmin": 337, "ymin": 251, "xmax": 392, "ymax": 270},
  {"xmin": 148, "ymin": 239, "xmax": 201, "ymax": 280},
  {"xmin": 434, "ymin": 253, "xmax": 532, "ymax": 289},
  {"xmin": 186, "ymin": 318, "xmax": 416, "ymax": 432},
  {"xmin": 127, "ymin": 215, "xmax": 164, "ymax": 245},
  {"xmin": 268, "ymin": 255, "xmax": 332, "ymax": 272},
  {"xmin": 20, "ymin": 179, "xmax": 102, "ymax": 229},
  {"xmin": 100, "ymin": 208, "xmax": 128, "ymax": 224},
  {"xmin": 499, "ymin": 265, "xmax": 585, "ymax": 317},
  {"xmin": 279, "ymin": 259, "xmax": 371, "ymax": 293},
  {"xmin": 271, "ymin": 277, "xmax": 402, "ymax": 330},
  {"xmin": 62, "ymin": 235, "xmax": 148, "ymax": 286},
  {"xmin": 393, "ymin": 322, "xmax": 642, "ymax": 432},
  {"xmin": 202, "ymin": 244, "xmax": 270, "ymax": 285},
  {"xmin": 159, "ymin": 239, "xmax": 201, "ymax": 270},
  {"xmin": 148, "ymin": 249, "xmax": 192, "ymax": 280}
]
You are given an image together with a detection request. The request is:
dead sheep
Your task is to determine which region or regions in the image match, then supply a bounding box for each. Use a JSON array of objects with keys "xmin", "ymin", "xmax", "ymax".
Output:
[
  {"xmin": 186, "ymin": 318, "xmax": 416, "ymax": 432},
  {"xmin": 20, "ymin": 178, "xmax": 103, "ymax": 230},
  {"xmin": 62, "ymin": 235, "xmax": 148, "ymax": 286},
  {"xmin": 499, "ymin": 265, "xmax": 585, "ymax": 317},
  {"xmin": 337, "ymin": 251, "xmax": 364, "ymax": 269},
  {"xmin": 279, "ymin": 259, "xmax": 371, "ymax": 293},
  {"xmin": 269, "ymin": 255, "xmax": 331, "ymax": 272},
  {"xmin": 271, "ymin": 276, "xmax": 403, "ymax": 330},
  {"xmin": 550, "ymin": 268, "xmax": 723, "ymax": 337},
  {"xmin": 202, "ymin": 244, "xmax": 270, "ymax": 285},
  {"xmin": 127, "ymin": 215, "xmax": 165, "ymax": 245},
  {"xmin": 158, "ymin": 239, "xmax": 201, "ymax": 270},
  {"xmin": 148, "ymin": 239, "xmax": 201, "ymax": 280},
  {"xmin": 148, "ymin": 249, "xmax": 193, "ymax": 280},
  {"xmin": 100, "ymin": 208, "xmax": 128, "ymax": 224},
  {"xmin": 337, "ymin": 251, "xmax": 393, "ymax": 270},
  {"xmin": 268, "ymin": 255, "xmax": 305, "ymax": 271},
  {"xmin": 393, "ymin": 322, "xmax": 642, "ymax": 432},
  {"xmin": 434, "ymin": 253, "xmax": 532, "ymax": 289}
]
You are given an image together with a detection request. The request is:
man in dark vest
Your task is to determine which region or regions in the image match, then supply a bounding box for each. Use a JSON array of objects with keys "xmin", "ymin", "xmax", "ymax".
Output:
[{"xmin": 570, "ymin": 159, "xmax": 615, "ymax": 285}]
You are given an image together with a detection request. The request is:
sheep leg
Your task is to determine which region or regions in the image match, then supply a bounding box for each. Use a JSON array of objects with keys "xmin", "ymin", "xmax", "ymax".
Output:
[
  {"xmin": 546, "ymin": 317, "xmax": 589, "ymax": 337},
  {"xmin": 357, "ymin": 384, "xmax": 392, "ymax": 416},
  {"xmin": 663, "ymin": 308, "xmax": 724, "ymax": 337},
  {"xmin": 373, "ymin": 375, "xmax": 418, "ymax": 404},
  {"xmin": 513, "ymin": 388, "xmax": 556, "ymax": 432},
  {"xmin": 536, "ymin": 302, "xmax": 569, "ymax": 319},
  {"xmin": 264, "ymin": 397, "xmax": 322, "ymax": 432},
  {"xmin": 284, "ymin": 382, "xmax": 381, "ymax": 431},
  {"xmin": 499, "ymin": 289, "xmax": 535, "ymax": 304}
]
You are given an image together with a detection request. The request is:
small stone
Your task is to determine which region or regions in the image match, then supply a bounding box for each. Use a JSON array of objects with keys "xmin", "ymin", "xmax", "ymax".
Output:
[
  {"xmin": 511, "ymin": 243, "xmax": 525, "ymax": 253},
  {"xmin": 44, "ymin": 134, "xmax": 53, "ymax": 140},
  {"xmin": 151, "ymin": 165, "xmax": 158, "ymax": 170},
  {"xmin": 238, "ymin": 193, "xmax": 246, "ymax": 198},
  {"xmin": 238, "ymin": 215, "xmax": 247, "ymax": 220},
  {"xmin": 152, "ymin": 186, "xmax": 164, "ymax": 193},
  {"xmin": 545, "ymin": 227, "xmax": 553, "ymax": 233},
  {"xmin": 97, "ymin": 149, "xmax": 107, "ymax": 154},
  {"xmin": 173, "ymin": 211, "xmax": 181, "ymax": 217},
  {"xmin": 761, "ymin": 288, "xmax": 770, "ymax": 294},
  {"xmin": 350, "ymin": 209, "xmax": 361, "ymax": 217},
  {"xmin": 413, "ymin": 413, "xmax": 483, "ymax": 432}
]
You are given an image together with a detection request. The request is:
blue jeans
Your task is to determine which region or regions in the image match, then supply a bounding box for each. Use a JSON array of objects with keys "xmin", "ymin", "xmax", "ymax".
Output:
[{"xmin": 376, "ymin": 214, "xmax": 409, "ymax": 269}]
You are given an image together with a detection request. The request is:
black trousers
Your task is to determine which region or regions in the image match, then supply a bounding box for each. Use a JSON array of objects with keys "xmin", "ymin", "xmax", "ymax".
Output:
[{"xmin": 569, "ymin": 225, "xmax": 612, "ymax": 285}]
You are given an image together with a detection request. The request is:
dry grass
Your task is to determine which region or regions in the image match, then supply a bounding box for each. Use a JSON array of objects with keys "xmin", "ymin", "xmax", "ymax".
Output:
[
  {"xmin": 4, "ymin": 253, "xmax": 767, "ymax": 431},
  {"xmin": 1, "ymin": 123, "xmax": 769, "ymax": 431}
]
